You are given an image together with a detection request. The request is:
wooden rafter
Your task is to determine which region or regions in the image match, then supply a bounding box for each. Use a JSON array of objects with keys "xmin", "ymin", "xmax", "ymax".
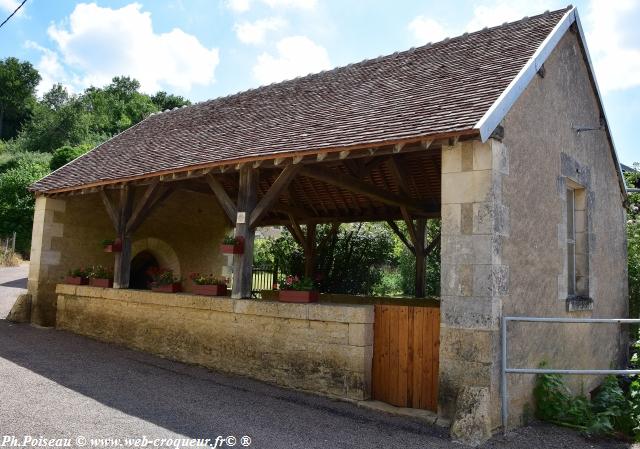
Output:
[
  {"xmin": 299, "ymin": 166, "xmax": 436, "ymax": 215},
  {"xmin": 100, "ymin": 190, "xmax": 119, "ymax": 232},
  {"xmin": 386, "ymin": 220, "xmax": 414, "ymax": 255},
  {"xmin": 249, "ymin": 164, "xmax": 301, "ymax": 228},
  {"xmin": 206, "ymin": 174, "xmax": 237, "ymax": 223}
]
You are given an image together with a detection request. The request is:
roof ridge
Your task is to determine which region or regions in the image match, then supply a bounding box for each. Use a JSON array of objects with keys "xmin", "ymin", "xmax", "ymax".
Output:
[{"xmin": 152, "ymin": 6, "xmax": 572, "ymax": 118}]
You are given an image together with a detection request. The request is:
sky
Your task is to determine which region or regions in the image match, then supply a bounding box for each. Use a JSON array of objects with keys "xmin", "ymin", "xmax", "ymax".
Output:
[{"xmin": 0, "ymin": 0, "xmax": 638, "ymax": 165}]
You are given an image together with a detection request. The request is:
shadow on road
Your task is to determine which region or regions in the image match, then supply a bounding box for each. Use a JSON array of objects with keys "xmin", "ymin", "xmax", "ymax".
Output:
[
  {"xmin": 0, "ymin": 320, "xmax": 448, "ymax": 448},
  {"xmin": 0, "ymin": 277, "xmax": 27, "ymax": 289}
]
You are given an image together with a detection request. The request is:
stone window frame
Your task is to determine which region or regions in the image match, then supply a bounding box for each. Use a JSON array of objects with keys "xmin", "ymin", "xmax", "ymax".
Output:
[{"xmin": 563, "ymin": 177, "xmax": 592, "ymax": 311}]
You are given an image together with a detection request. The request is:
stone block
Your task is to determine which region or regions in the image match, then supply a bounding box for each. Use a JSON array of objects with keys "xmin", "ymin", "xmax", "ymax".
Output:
[
  {"xmin": 277, "ymin": 302, "xmax": 309, "ymax": 320},
  {"xmin": 473, "ymin": 140, "xmax": 492, "ymax": 171},
  {"xmin": 461, "ymin": 142, "xmax": 474, "ymax": 172},
  {"xmin": 441, "ymin": 203, "xmax": 461, "ymax": 235},
  {"xmin": 56, "ymin": 284, "xmax": 77, "ymax": 295},
  {"xmin": 461, "ymin": 203, "xmax": 473, "ymax": 234},
  {"xmin": 7, "ymin": 294, "xmax": 32, "ymax": 323},
  {"xmin": 309, "ymin": 320, "xmax": 349, "ymax": 344},
  {"xmin": 473, "ymin": 265, "xmax": 509, "ymax": 297},
  {"xmin": 308, "ymin": 303, "xmax": 374, "ymax": 324},
  {"xmin": 234, "ymin": 299, "xmax": 279, "ymax": 317},
  {"xmin": 441, "ymin": 263, "xmax": 473, "ymax": 297},
  {"xmin": 450, "ymin": 387, "xmax": 492, "ymax": 446},
  {"xmin": 440, "ymin": 296, "xmax": 500, "ymax": 330},
  {"xmin": 440, "ymin": 327, "xmax": 496, "ymax": 364},
  {"xmin": 348, "ymin": 323, "xmax": 373, "ymax": 346},
  {"xmin": 473, "ymin": 202, "xmax": 493, "ymax": 235},
  {"xmin": 442, "ymin": 143, "xmax": 462, "ymax": 173}
]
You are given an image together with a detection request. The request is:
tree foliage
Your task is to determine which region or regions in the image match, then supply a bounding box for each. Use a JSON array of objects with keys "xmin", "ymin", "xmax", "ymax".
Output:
[
  {"xmin": 626, "ymin": 167, "xmax": 640, "ymax": 338},
  {"xmin": 0, "ymin": 57, "xmax": 40, "ymax": 140}
]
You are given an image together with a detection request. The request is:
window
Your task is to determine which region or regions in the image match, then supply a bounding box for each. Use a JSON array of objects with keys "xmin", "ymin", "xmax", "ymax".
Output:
[
  {"xmin": 566, "ymin": 188, "xmax": 576, "ymax": 296},
  {"xmin": 566, "ymin": 183, "xmax": 588, "ymax": 298}
]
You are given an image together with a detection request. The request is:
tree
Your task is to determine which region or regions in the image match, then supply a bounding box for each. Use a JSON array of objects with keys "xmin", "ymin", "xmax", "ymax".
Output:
[
  {"xmin": 0, "ymin": 152, "xmax": 51, "ymax": 254},
  {"xmin": 626, "ymin": 168, "xmax": 640, "ymax": 338},
  {"xmin": 0, "ymin": 57, "xmax": 41, "ymax": 140},
  {"xmin": 49, "ymin": 144, "xmax": 92, "ymax": 171},
  {"xmin": 151, "ymin": 91, "xmax": 191, "ymax": 111}
]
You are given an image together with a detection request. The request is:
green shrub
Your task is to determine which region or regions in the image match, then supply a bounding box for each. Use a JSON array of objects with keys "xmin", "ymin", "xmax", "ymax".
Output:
[
  {"xmin": 535, "ymin": 367, "xmax": 640, "ymax": 439},
  {"xmin": 49, "ymin": 144, "xmax": 92, "ymax": 171}
]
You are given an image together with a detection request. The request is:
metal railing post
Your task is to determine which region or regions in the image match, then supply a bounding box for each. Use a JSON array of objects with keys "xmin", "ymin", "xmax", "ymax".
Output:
[
  {"xmin": 501, "ymin": 316, "xmax": 508, "ymax": 434},
  {"xmin": 500, "ymin": 316, "xmax": 640, "ymax": 434}
]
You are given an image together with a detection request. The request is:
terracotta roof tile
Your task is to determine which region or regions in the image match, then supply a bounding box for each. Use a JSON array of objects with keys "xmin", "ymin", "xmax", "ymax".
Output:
[{"xmin": 32, "ymin": 8, "xmax": 569, "ymax": 192}]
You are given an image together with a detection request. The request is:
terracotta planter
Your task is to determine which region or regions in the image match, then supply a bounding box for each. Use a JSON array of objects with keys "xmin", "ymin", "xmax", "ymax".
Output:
[
  {"xmin": 221, "ymin": 242, "xmax": 243, "ymax": 254},
  {"xmin": 152, "ymin": 282, "xmax": 182, "ymax": 293},
  {"xmin": 192, "ymin": 284, "xmax": 228, "ymax": 296},
  {"xmin": 65, "ymin": 276, "xmax": 88, "ymax": 285},
  {"xmin": 278, "ymin": 290, "xmax": 319, "ymax": 303},
  {"xmin": 103, "ymin": 240, "xmax": 122, "ymax": 253},
  {"xmin": 89, "ymin": 278, "xmax": 113, "ymax": 288}
]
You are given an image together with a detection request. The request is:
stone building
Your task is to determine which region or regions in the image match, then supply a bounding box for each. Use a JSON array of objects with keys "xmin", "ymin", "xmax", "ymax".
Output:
[{"xmin": 25, "ymin": 6, "xmax": 628, "ymax": 442}]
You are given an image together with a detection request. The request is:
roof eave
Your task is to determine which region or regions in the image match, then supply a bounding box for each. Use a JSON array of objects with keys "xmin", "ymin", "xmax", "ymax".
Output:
[{"xmin": 475, "ymin": 6, "xmax": 627, "ymax": 198}]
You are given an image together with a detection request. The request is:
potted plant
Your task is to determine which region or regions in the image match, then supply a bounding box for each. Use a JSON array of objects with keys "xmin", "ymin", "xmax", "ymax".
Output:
[
  {"xmin": 102, "ymin": 238, "xmax": 122, "ymax": 253},
  {"xmin": 65, "ymin": 268, "xmax": 89, "ymax": 285},
  {"xmin": 189, "ymin": 273, "xmax": 228, "ymax": 296},
  {"xmin": 88, "ymin": 265, "xmax": 113, "ymax": 288},
  {"xmin": 148, "ymin": 267, "xmax": 182, "ymax": 293},
  {"xmin": 221, "ymin": 235, "xmax": 244, "ymax": 254},
  {"xmin": 278, "ymin": 275, "xmax": 318, "ymax": 303}
]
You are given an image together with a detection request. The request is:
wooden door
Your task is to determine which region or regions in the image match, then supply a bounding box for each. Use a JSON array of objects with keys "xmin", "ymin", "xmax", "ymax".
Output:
[{"xmin": 372, "ymin": 304, "xmax": 440, "ymax": 411}]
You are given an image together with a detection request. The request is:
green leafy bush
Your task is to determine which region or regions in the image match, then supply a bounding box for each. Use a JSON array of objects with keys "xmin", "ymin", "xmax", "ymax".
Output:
[
  {"xmin": 535, "ymin": 367, "xmax": 640, "ymax": 439},
  {"xmin": 49, "ymin": 144, "xmax": 92, "ymax": 171}
]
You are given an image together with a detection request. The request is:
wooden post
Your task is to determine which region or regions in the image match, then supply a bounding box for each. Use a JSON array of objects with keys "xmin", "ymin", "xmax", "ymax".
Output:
[
  {"xmin": 232, "ymin": 165, "xmax": 258, "ymax": 298},
  {"xmin": 414, "ymin": 218, "xmax": 426, "ymax": 298},
  {"xmin": 114, "ymin": 186, "xmax": 134, "ymax": 289},
  {"xmin": 304, "ymin": 223, "xmax": 316, "ymax": 278}
]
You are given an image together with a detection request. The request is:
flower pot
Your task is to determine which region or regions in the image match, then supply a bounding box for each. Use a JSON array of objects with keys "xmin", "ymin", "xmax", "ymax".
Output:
[
  {"xmin": 151, "ymin": 282, "xmax": 182, "ymax": 293},
  {"xmin": 89, "ymin": 278, "xmax": 113, "ymax": 288},
  {"xmin": 65, "ymin": 276, "xmax": 88, "ymax": 285},
  {"xmin": 221, "ymin": 242, "xmax": 243, "ymax": 254},
  {"xmin": 103, "ymin": 241, "xmax": 122, "ymax": 253},
  {"xmin": 192, "ymin": 284, "xmax": 227, "ymax": 296},
  {"xmin": 278, "ymin": 290, "xmax": 319, "ymax": 303}
]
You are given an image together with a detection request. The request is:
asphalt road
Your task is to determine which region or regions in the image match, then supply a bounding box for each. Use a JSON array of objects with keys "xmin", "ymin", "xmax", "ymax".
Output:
[
  {"xmin": 0, "ymin": 265, "xmax": 632, "ymax": 449},
  {"xmin": 0, "ymin": 264, "xmax": 27, "ymax": 318}
]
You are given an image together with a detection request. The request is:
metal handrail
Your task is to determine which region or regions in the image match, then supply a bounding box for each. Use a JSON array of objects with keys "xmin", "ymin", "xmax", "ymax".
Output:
[{"xmin": 501, "ymin": 316, "xmax": 640, "ymax": 433}]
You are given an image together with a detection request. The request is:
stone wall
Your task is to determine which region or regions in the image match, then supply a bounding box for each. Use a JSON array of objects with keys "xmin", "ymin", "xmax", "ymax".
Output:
[
  {"xmin": 499, "ymin": 30, "xmax": 628, "ymax": 425},
  {"xmin": 438, "ymin": 138, "xmax": 507, "ymax": 427},
  {"xmin": 56, "ymin": 285, "xmax": 374, "ymax": 400},
  {"xmin": 28, "ymin": 189, "xmax": 230, "ymax": 326},
  {"xmin": 438, "ymin": 29, "xmax": 627, "ymax": 431}
]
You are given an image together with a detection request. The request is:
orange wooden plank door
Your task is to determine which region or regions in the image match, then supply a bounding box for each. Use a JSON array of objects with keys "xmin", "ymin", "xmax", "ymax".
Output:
[{"xmin": 372, "ymin": 304, "xmax": 439, "ymax": 412}]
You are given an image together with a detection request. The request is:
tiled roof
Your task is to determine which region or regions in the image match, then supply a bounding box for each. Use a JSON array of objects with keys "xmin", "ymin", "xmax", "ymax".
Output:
[{"xmin": 32, "ymin": 7, "xmax": 569, "ymax": 192}]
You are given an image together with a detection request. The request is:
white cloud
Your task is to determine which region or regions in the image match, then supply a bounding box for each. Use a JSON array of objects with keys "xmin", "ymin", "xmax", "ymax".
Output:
[
  {"xmin": 584, "ymin": 0, "xmax": 640, "ymax": 92},
  {"xmin": 234, "ymin": 17, "xmax": 286, "ymax": 44},
  {"xmin": 25, "ymin": 41, "xmax": 73, "ymax": 95},
  {"xmin": 43, "ymin": 2, "xmax": 219, "ymax": 93},
  {"xmin": 261, "ymin": 0, "xmax": 316, "ymax": 9},
  {"xmin": 0, "ymin": 0, "xmax": 20, "ymax": 13},
  {"xmin": 408, "ymin": 0, "xmax": 554, "ymax": 45},
  {"xmin": 226, "ymin": 0, "xmax": 250, "ymax": 12},
  {"xmin": 252, "ymin": 35, "xmax": 330, "ymax": 84},
  {"xmin": 407, "ymin": 16, "xmax": 448, "ymax": 44},
  {"xmin": 225, "ymin": 0, "xmax": 316, "ymax": 13}
]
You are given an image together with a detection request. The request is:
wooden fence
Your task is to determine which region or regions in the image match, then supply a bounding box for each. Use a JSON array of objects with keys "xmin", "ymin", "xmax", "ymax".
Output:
[{"xmin": 372, "ymin": 304, "xmax": 440, "ymax": 411}]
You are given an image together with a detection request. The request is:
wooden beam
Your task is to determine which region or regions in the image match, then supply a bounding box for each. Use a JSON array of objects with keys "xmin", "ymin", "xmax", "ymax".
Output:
[
  {"xmin": 299, "ymin": 166, "xmax": 436, "ymax": 214},
  {"xmin": 287, "ymin": 214, "xmax": 309, "ymax": 252},
  {"xmin": 100, "ymin": 190, "xmax": 119, "ymax": 232},
  {"xmin": 126, "ymin": 179, "xmax": 159, "ymax": 234},
  {"xmin": 387, "ymin": 220, "xmax": 414, "ymax": 255},
  {"xmin": 232, "ymin": 166, "xmax": 258, "ymax": 299},
  {"xmin": 304, "ymin": 223, "xmax": 316, "ymax": 278},
  {"xmin": 414, "ymin": 218, "xmax": 426, "ymax": 298},
  {"xmin": 424, "ymin": 230, "xmax": 441, "ymax": 255},
  {"xmin": 387, "ymin": 157, "xmax": 411, "ymax": 196},
  {"xmin": 206, "ymin": 174, "xmax": 237, "ymax": 223},
  {"xmin": 249, "ymin": 164, "xmax": 301, "ymax": 228},
  {"xmin": 113, "ymin": 185, "xmax": 134, "ymax": 289}
]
